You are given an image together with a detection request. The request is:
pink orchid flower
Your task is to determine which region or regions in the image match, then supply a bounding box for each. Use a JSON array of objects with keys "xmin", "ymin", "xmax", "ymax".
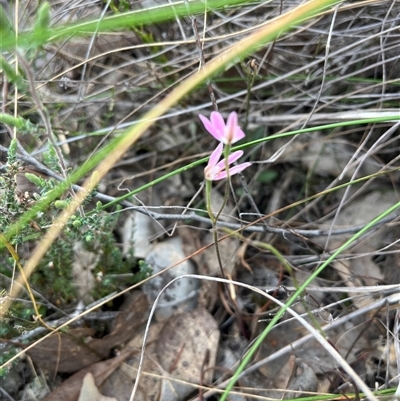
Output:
[
  {"xmin": 199, "ymin": 111, "xmax": 245, "ymax": 144},
  {"xmin": 205, "ymin": 143, "xmax": 251, "ymax": 181}
]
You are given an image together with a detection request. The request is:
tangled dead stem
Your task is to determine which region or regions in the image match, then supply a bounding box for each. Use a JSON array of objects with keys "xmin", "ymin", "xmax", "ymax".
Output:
[{"xmin": 1, "ymin": 0, "xmax": 400, "ymax": 399}]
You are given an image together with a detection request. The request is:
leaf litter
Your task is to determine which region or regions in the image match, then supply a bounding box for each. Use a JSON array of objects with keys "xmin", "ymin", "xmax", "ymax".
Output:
[{"xmin": 1, "ymin": 0, "xmax": 400, "ymax": 400}]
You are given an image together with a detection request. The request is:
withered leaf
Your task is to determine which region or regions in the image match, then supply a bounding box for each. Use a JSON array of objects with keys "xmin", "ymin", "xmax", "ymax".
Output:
[
  {"xmin": 27, "ymin": 292, "xmax": 149, "ymax": 373},
  {"xmin": 42, "ymin": 349, "xmax": 134, "ymax": 401}
]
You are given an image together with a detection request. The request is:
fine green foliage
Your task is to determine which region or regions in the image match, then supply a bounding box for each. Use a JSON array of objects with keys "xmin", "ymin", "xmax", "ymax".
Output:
[
  {"xmin": 0, "ymin": 346, "xmax": 18, "ymax": 378},
  {"xmin": 0, "ymin": 145, "xmax": 151, "ymax": 340},
  {"xmin": 0, "ymin": 56, "xmax": 27, "ymax": 92},
  {"xmin": 0, "ymin": 0, "xmax": 254, "ymax": 51}
]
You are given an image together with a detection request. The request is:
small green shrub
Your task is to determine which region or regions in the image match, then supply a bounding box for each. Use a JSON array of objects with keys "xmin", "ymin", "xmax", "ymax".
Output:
[{"xmin": 0, "ymin": 142, "xmax": 151, "ymax": 342}]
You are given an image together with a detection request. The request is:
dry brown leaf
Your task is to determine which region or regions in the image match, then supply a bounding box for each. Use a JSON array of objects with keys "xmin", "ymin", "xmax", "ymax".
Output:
[
  {"xmin": 78, "ymin": 373, "xmax": 118, "ymax": 401},
  {"xmin": 43, "ymin": 350, "xmax": 134, "ymax": 401},
  {"xmin": 274, "ymin": 355, "xmax": 318, "ymax": 399},
  {"xmin": 95, "ymin": 292, "xmax": 149, "ymax": 352},
  {"xmin": 26, "ymin": 327, "xmax": 103, "ymax": 373},
  {"xmin": 157, "ymin": 308, "xmax": 219, "ymax": 385},
  {"xmin": 28, "ymin": 292, "xmax": 148, "ymax": 373},
  {"xmin": 102, "ymin": 310, "xmax": 219, "ymax": 401},
  {"xmin": 105, "ymin": 349, "xmax": 162, "ymax": 401},
  {"xmin": 101, "ymin": 323, "xmax": 164, "ymax": 401}
]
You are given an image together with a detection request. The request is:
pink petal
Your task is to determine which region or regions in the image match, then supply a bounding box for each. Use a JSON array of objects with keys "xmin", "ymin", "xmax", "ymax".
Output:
[
  {"xmin": 212, "ymin": 171, "xmax": 228, "ymax": 180},
  {"xmin": 199, "ymin": 111, "xmax": 246, "ymax": 144},
  {"xmin": 210, "ymin": 162, "xmax": 251, "ymax": 181},
  {"xmin": 215, "ymin": 150, "xmax": 243, "ymax": 170},
  {"xmin": 198, "ymin": 114, "xmax": 219, "ymax": 140},
  {"xmin": 204, "ymin": 143, "xmax": 223, "ymax": 181},
  {"xmin": 208, "ymin": 143, "xmax": 223, "ymax": 168},
  {"xmin": 212, "ymin": 163, "xmax": 251, "ymax": 181},
  {"xmin": 227, "ymin": 111, "xmax": 246, "ymax": 143},
  {"xmin": 228, "ymin": 162, "xmax": 251, "ymax": 176},
  {"xmin": 225, "ymin": 112, "xmax": 238, "ymax": 143},
  {"xmin": 232, "ymin": 127, "xmax": 245, "ymax": 143},
  {"xmin": 210, "ymin": 112, "xmax": 226, "ymax": 139},
  {"xmin": 224, "ymin": 112, "xmax": 246, "ymax": 144},
  {"xmin": 215, "ymin": 162, "xmax": 251, "ymax": 180},
  {"xmin": 227, "ymin": 150, "xmax": 244, "ymax": 165}
]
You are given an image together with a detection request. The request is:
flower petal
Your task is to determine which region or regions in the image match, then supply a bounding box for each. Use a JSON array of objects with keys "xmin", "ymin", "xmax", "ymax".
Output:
[
  {"xmin": 227, "ymin": 162, "xmax": 251, "ymax": 176},
  {"xmin": 212, "ymin": 171, "xmax": 228, "ymax": 181},
  {"xmin": 199, "ymin": 113, "xmax": 223, "ymax": 142},
  {"xmin": 226, "ymin": 150, "xmax": 244, "ymax": 165},
  {"xmin": 225, "ymin": 112, "xmax": 238, "ymax": 143},
  {"xmin": 208, "ymin": 143, "xmax": 223, "ymax": 168},
  {"xmin": 225, "ymin": 112, "xmax": 245, "ymax": 144},
  {"xmin": 199, "ymin": 114, "xmax": 216, "ymax": 138},
  {"xmin": 215, "ymin": 150, "xmax": 243, "ymax": 171},
  {"xmin": 232, "ymin": 127, "xmax": 245, "ymax": 143},
  {"xmin": 204, "ymin": 143, "xmax": 223, "ymax": 181},
  {"xmin": 199, "ymin": 111, "xmax": 246, "ymax": 144},
  {"xmin": 210, "ymin": 112, "xmax": 225, "ymax": 137},
  {"xmin": 212, "ymin": 162, "xmax": 251, "ymax": 181}
]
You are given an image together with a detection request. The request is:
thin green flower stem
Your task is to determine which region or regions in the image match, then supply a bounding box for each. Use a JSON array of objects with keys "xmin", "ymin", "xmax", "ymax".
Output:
[
  {"xmin": 210, "ymin": 143, "xmax": 234, "ymax": 281},
  {"xmin": 205, "ymin": 179, "xmax": 228, "ymax": 280},
  {"xmin": 205, "ymin": 143, "xmax": 233, "ymax": 280},
  {"xmin": 215, "ymin": 143, "xmax": 232, "ymax": 222},
  {"xmin": 211, "ymin": 221, "xmax": 227, "ymax": 280},
  {"xmin": 205, "ymin": 179, "xmax": 215, "ymax": 224},
  {"xmin": 220, "ymin": 200, "xmax": 400, "ymax": 401},
  {"xmin": 205, "ymin": 144, "xmax": 247, "ymax": 338},
  {"xmin": 205, "ymin": 178, "xmax": 226, "ymax": 278}
]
